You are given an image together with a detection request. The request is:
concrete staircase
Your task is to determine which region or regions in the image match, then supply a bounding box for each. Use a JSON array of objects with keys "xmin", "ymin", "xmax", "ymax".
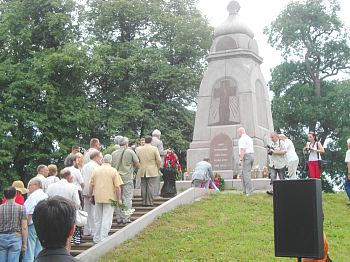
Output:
[{"xmin": 70, "ymin": 195, "xmax": 171, "ymax": 257}]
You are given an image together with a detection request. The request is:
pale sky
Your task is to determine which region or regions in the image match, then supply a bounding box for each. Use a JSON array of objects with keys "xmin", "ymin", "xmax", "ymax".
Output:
[{"xmin": 197, "ymin": 0, "xmax": 350, "ymax": 82}]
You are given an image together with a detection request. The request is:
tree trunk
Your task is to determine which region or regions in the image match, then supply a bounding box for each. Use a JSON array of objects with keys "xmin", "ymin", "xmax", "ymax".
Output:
[{"xmin": 314, "ymin": 78, "xmax": 321, "ymax": 97}]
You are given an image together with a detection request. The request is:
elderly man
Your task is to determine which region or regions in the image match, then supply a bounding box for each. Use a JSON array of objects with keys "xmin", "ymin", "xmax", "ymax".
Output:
[
  {"xmin": 33, "ymin": 196, "xmax": 81, "ymax": 261},
  {"xmin": 23, "ymin": 178, "xmax": 48, "ymax": 262},
  {"xmin": 47, "ymin": 168, "xmax": 81, "ymax": 246},
  {"xmin": 47, "ymin": 168, "xmax": 80, "ymax": 208},
  {"xmin": 151, "ymin": 129, "xmax": 167, "ymax": 196},
  {"xmin": 34, "ymin": 165, "xmax": 49, "ymax": 193},
  {"xmin": 81, "ymin": 150, "xmax": 101, "ymax": 236},
  {"xmin": 137, "ymin": 136, "xmax": 161, "ymax": 206},
  {"xmin": 89, "ymin": 154, "xmax": 123, "ymax": 243},
  {"xmin": 237, "ymin": 127, "xmax": 254, "ymax": 196},
  {"xmin": 345, "ymin": 138, "xmax": 350, "ymax": 205},
  {"xmin": 191, "ymin": 158, "xmax": 214, "ymax": 189},
  {"xmin": 279, "ymin": 134, "xmax": 299, "ymax": 179},
  {"xmin": 83, "ymin": 138, "xmax": 101, "ymax": 164},
  {"xmin": 112, "ymin": 137, "xmax": 140, "ymax": 224},
  {"xmin": 0, "ymin": 186, "xmax": 27, "ymax": 262},
  {"xmin": 266, "ymin": 132, "xmax": 288, "ymax": 195}
]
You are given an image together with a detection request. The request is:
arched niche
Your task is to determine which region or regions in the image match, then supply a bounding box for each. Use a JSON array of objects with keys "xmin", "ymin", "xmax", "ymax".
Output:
[{"xmin": 215, "ymin": 36, "xmax": 238, "ymax": 52}]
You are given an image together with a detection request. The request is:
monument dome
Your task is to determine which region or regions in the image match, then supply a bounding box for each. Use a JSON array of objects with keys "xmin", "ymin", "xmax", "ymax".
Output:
[{"xmin": 214, "ymin": 1, "xmax": 254, "ymax": 38}]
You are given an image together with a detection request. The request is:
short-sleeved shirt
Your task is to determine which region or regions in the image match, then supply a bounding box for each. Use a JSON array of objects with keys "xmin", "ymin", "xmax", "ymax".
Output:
[
  {"xmin": 47, "ymin": 179, "xmax": 81, "ymax": 208},
  {"xmin": 46, "ymin": 176, "xmax": 59, "ymax": 185},
  {"xmin": 68, "ymin": 166, "xmax": 84, "ymax": 191},
  {"xmin": 90, "ymin": 163, "xmax": 123, "ymax": 203},
  {"xmin": 269, "ymin": 140, "xmax": 288, "ymax": 169},
  {"xmin": 0, "ymin": 201, "xmax": 27, "ymax": 233},
  {"xmin": 34, "ymin": 174, "xmax": 49, "ymax": 193},
  {"xmin": 81, "ymin": 160, "xmax": 99, "ymax": 196},
  {"xmin": 192, "ymin": 161, "xmax": 213, "ymax": 181},
  {"xmin": 24, "ymin": 189, "xmax": 48, "ymax": 225},
  {"xmin": 238, "ymin": 134, "xmax": 254, "ymax": 154},
  {"xmin": 284, "ymin": 138, "xmax": 299, "ymax": 162},
  {"xmin": 111, "ymin": 148, "xmax": 139, "ymax": 183}
]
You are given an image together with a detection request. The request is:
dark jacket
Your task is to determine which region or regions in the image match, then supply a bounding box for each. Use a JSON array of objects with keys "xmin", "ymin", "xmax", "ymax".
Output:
[{"xmin": 35, "ymin": 248, "xmax": 80, "ymax": 262}]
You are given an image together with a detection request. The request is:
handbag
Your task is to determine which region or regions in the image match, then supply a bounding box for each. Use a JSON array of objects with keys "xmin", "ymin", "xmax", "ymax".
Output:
[
  {"xmin": 75, "ymin": 209, "xmax": 88, "ymax": 227},
  {"xmin": 316, "ymin": 142, "xmax": 327, "ymax": 169},
  {"xmin": 318, "ymin": 159, "xmax": 328, "ymax": 169}
]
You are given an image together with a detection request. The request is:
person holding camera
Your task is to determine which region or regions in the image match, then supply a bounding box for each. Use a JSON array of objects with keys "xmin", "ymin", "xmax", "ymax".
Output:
[
  {"xmin": 266, "ymin": 132, "xmax": 287, "ymax": 195},
  {"xmin": 303, "ymin": 132, "xmax": 324, "ymax": 179}
]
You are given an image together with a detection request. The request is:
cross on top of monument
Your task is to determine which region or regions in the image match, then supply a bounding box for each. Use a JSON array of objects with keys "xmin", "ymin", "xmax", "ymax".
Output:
[{"xmin": 227, "ymin": 1, "xmax": 240, "ymax": 15}]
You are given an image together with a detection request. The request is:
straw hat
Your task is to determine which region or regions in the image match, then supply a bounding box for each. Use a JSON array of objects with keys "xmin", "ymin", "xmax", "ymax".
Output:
[{"xmin": 11, "ymin": 180, "xmax": 29, "ymax": 195}]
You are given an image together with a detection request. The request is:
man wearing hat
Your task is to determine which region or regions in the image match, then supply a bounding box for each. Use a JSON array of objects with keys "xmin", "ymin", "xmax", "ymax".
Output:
[{"xmin": 1, "ymin": 180, "xmax": 29, "ymax": 205}]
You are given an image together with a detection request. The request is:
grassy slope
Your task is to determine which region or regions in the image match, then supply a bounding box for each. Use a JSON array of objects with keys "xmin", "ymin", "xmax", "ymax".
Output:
[{"xmin": 100, "ymin": 193, "xmax": 350, "ymax": 261}]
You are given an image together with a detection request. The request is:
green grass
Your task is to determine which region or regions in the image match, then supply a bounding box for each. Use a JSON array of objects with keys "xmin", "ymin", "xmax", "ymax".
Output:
[{"xmin": 100, "ymin": 192, "xmax": 350, "ymax": 261}]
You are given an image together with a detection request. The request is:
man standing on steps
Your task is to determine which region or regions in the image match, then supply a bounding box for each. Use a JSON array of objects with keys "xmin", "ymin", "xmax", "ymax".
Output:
[
  {"xmin": 137, "ymin": 136, "xmax": 161, "ymax": 206},
  {"xmin": 89, "ymin": 154, "xmax": 123, "ymax": 243},
  {"xmin": 33, "ymin": 196, "xmax": 81, "ymax": 261},
  {"xmin": 151, "ymin": 129, "xmax": 167, "ymax": 196},
  {"xmin": 81, "ymin": 150, "xmax": 101, "ymax": 237},
  {"xmin": 112, "ymin": 137, "xmax": 140, "ymax": 224},
  {"xmin": 237, "ymin": 127, "xmax": 254, "ymax": 196},
  {"xmin": 83, "ymin": 138, "xmax": 101, "ymax": 164}
]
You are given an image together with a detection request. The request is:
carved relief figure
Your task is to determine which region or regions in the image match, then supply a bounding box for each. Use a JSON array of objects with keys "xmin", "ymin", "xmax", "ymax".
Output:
[{"xmin": 209, "ymin": 79, "xmax": 240, "ymax": 126}]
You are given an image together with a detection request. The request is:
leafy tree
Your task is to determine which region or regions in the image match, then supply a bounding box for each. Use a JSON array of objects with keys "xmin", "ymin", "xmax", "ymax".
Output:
[
  {"xmin": 0, "ymin": 0, "xmax": 212, "ymax": 189},
  {"xmin": 84, "ymin": 0, "xmax": 212, "ymax": 165},
  {"xmin": 0, "ymin": 0, "xmax": 92, "ymax": 186},
  {"xmin": 264, "ymin": 0, "xmax": 350, "ymax": 190}
]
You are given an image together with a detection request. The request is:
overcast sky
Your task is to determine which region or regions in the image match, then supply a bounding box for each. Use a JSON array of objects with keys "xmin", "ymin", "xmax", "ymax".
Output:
[{"xmin": 197, "ymin": 0, "xmax": 350, "ymax": 82}]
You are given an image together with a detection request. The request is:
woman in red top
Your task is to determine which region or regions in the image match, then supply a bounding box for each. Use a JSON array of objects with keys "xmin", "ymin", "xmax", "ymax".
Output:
[{"xmin": 1, "ymin": 180, "xmax": 28, "ymax": 205}]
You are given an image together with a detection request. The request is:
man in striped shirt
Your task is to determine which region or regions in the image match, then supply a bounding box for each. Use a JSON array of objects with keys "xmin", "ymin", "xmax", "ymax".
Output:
[{"xmin": 0, "ymin": 186, "xmax": 28, "ymax": 261}]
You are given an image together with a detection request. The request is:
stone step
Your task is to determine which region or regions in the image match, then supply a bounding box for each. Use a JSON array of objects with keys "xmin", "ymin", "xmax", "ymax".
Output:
[
  {"xmin": 71, "ymin": 195, "xmax": 174, "ymax": 257},
  {"xmin": 71, "ymin": 242, "xmax": 94, "ymax": 250}
]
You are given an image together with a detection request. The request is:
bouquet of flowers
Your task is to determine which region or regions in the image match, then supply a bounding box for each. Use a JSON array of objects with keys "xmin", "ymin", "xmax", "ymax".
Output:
[
  {"xmin": 212, "ymin": 174, "xmax": 225, "ymax": 191},
  {"xmin": 110, "ymin": 199, "xmax": 135, "ymax": 217},
  {"xmin": 162, "ymin": 149, "xmax": 182, "ymax": 178}
]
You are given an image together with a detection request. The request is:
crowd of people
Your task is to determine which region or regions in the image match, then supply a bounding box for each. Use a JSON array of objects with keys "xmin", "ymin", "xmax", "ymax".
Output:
[
  {"xmin": 0, "ymin": 129, "xmax": 172, "ymax": 261},
  {"xmin": 190, "ymin": 127, "xmax": 349, "ymax": 203}
]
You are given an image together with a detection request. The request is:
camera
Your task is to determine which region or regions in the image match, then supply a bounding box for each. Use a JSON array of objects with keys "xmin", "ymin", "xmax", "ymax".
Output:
[{"xmin": 266, "ymin": 145, "xmax": 274, "ymax": 155}]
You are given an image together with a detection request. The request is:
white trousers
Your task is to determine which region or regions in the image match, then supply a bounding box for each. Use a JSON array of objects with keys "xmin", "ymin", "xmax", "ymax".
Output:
[
  {"xmin": 93, "ymin": 203, "xmax": 114, "ymax": 243},
  {"xmin": 288, "ymin": 159, "xmax": 299, "ymax": 179},
  {"xmin": 83, "ymin": 196, "xmax": 95, "ymax": 236}
]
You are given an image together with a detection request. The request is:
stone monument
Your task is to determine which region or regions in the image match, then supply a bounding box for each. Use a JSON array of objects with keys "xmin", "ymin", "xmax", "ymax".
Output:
[{"xmin": 187, "ymin": 1, "xmax": 274, "ymax": 179}]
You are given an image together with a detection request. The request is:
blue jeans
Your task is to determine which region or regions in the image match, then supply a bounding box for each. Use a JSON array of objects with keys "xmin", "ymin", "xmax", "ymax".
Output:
[
  {"xmin": 0, "ymin": 232, "xmax": 22, "ymax": 262},
  {"xmin": 23, "ymin": 224, "xmax": 42, "ymax": 262},
  {"xmin": 345, "ymin": 177, "xmax": 350, "ymax": 200}
]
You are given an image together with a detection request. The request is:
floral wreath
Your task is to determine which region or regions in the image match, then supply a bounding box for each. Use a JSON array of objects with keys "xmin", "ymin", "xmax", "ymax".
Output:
[{"xmin": 163, "ymin": 149, "xmax": 182, "ymax": 175}]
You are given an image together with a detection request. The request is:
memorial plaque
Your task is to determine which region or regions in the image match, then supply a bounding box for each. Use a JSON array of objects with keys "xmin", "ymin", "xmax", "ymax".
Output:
[{"xmin": 210, "ymin": 133, "xmax": 233, "ymax": 170}]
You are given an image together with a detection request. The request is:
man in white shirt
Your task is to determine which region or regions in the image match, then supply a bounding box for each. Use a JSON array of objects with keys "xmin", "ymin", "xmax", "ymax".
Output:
[
  {"xmin": 23, "ymin": 178, "xmax": 48, "ymax": 262},
  {"xmin": 81, "ymin": 150, "xmax": 101, "ymax": 236},
  {"xmin": 279, "ymin": 134, "xmax": 299, "ymax": 179},
  {"xmin": 83, "ymin": 138, "xmax": 100, "ymax": 164},
  {"xmin": 345, "ymin": 138, "xmax": 350, "ymax": 204},
  {"xmin": 47, "ymin": 168, "xmax": 80, "ymax": 208},
  {"xmin": 237, "ymin": 127, "xmax": 254, "ymax": 196},
  {"xmin": 33, "ymin": 165, "xmax": 49, "ymax": 193}
]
